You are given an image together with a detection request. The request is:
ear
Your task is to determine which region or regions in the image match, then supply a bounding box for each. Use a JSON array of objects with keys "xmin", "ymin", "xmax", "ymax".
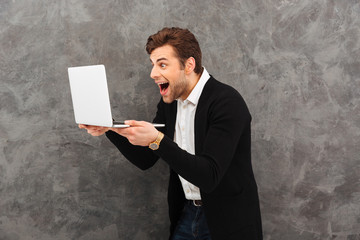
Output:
[{"xmin": 185, "ymin": 57, "xmax": 196, "ymax": 74}]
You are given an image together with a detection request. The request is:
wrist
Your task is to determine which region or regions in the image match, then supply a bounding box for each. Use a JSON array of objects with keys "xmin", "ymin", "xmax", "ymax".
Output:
[{"xmin": 149, "ymin": 131, "xmax": 164, "ymax": 150}]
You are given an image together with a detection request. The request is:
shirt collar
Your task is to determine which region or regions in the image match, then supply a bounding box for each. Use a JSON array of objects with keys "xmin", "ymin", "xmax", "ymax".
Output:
[{"xmin": 184, "ymin": 67, "xmax": 210, "ymax": 105}]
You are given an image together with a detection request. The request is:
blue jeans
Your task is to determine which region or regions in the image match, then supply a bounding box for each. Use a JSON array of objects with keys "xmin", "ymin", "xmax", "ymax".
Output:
[{"xmin": 172, "ymin": 201, "xmax": 212, "ymax": 240}]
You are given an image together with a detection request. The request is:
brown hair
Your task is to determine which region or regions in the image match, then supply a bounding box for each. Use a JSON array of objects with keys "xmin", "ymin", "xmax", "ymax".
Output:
[{"xmin": 146, "ymin": 27, "xmax": 203, "ymax": 74}]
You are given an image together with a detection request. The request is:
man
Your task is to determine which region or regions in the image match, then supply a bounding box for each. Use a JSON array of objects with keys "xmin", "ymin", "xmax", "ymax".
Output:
[{"xmin": 80, "ymin": 27, "xmax": 263, "ymax": 240}]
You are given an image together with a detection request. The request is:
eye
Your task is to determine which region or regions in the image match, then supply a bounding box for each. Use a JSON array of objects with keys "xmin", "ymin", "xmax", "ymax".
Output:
[{"xmin": 160, "ymin": 63, "xmax": 166, "ymax": 68}]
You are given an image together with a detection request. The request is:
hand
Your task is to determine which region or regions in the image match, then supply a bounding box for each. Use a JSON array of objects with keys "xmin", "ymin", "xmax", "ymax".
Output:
[
  {"xmin": 78, "ymin": 124, "xmax": 110, "ymax": 136},
  {"xmin": 111, "ymin": 120, "xmax": 159, "ymax": 146}
]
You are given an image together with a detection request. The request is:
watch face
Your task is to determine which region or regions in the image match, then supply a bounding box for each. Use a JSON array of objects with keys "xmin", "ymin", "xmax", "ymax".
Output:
[{"xmin": 149, "ymin": 143, "xmax": 159, "ymax": 150}]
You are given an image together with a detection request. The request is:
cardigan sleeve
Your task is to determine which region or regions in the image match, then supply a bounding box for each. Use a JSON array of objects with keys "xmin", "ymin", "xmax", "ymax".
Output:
[
  {"xmin": 106, "ymin": 130, "xmax": 158, "ymax": 170},
  {"xmin": 154, "ymin": 91, "xmax": 251, "ymax": 193},
  {"xmin": 105, "ymin": 99, "xmax": 166, "ymax": 170}
]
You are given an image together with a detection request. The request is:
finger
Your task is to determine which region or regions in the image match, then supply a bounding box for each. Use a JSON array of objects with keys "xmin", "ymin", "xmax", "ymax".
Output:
[
  {"xmin": 110, "ymin": 127, "xmax": 126, "ymax": 133},
  {"xmin": 87, "ymin": 129, "xmax": 106, "ymax": 136},
  {"xmin": 110, "ymin": 127, "xmax": 130, "ymax": 137},
  {"xmin": 79, "ymin": 124, "xmax": 99, "ymax": 130},
  {"xmin": 124, "ymin": 120, "xmax": 136, "ymax": 126},
  {"xmin": 124, "ymin": 120, "xmax": 146, "ymax": 127},
  {"xmin": 87, "ymin": 125, "xmax": 106, "ymax": 131},
  {"xmin": 92, "ymin": 131, "xmax": 105, "ymax": 136}
]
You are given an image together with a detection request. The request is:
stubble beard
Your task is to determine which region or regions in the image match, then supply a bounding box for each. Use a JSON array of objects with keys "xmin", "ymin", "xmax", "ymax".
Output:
[{"xmin": 163, "ymin": 74, "xmax": 188, "ymax": 103}]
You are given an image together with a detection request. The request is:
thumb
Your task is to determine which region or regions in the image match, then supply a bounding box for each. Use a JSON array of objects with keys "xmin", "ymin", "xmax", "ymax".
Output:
[{"xmin": 124, "ymin": 120, "xmax": 138, "ymax": 126}]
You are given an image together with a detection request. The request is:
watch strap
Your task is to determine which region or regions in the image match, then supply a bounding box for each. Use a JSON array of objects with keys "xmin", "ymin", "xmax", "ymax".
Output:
[{"xmin": 149, "ymin": 131, "xmax": 164, "ymax": 150}]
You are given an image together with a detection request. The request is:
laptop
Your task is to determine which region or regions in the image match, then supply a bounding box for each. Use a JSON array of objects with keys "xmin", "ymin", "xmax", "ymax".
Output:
[{"xmin": 68, "ymin": 64, "xmax": 165, "ymax": 128}]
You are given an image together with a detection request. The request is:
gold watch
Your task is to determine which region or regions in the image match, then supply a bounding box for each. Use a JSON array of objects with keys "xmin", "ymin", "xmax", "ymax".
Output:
[{"xmin": 149, "ymin": 131, "xmax": 164, "ymax": 150}]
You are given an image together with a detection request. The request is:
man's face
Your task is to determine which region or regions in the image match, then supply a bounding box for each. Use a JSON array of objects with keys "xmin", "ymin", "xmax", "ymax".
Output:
[{"xmin": 150, "ymin": 45, "xmax": 189, "ymax": 103}]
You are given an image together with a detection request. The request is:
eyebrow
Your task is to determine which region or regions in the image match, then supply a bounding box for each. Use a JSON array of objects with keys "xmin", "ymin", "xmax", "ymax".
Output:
[{"xmin": 150, "ymin": 57, "xmax": 168, "ymax": 64}]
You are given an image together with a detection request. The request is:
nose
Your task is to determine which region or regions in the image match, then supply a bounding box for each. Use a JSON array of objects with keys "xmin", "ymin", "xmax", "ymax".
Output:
[{"xmin": 150, "ymin": 65, "xmax": 160, "ymax": 80}]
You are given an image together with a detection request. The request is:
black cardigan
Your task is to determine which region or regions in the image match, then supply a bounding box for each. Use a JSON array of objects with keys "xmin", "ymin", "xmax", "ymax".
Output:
[{"xmin": 106, "ymin": 76, "xmax": 263, "ymax": 240}]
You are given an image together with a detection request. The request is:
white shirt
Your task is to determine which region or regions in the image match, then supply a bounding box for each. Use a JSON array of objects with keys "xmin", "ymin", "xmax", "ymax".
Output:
[{"xmin": 174, "ymin": 67, "xmax": 210, "ymax": 200}]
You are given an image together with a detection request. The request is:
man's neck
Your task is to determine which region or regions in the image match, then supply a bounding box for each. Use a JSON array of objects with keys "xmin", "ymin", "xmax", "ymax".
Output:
[{"xmin": 181, "ymin": 68, "xmax": 203, "ymax": 101}]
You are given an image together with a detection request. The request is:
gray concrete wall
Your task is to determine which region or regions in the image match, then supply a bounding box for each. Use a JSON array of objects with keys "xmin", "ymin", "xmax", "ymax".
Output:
[{"xmin": 0, "ymin": 0, "xmax": 359, "ymax": 239}]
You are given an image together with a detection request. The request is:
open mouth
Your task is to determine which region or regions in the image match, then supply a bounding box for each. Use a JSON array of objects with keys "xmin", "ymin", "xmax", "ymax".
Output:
[{"xmin": 159, "ymin": 82, "xmax": 169, "ymax": 94}]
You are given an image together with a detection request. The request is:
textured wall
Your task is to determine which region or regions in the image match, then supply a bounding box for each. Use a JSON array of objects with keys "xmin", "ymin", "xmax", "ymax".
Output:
[{"xmin": 0, "ymin": 0, "xmax": 359, "ymax": 239}]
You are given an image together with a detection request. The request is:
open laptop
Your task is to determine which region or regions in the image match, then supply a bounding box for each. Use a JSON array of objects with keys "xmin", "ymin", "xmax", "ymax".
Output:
[{"xmin": 68, "ymin": 64, "xmax": 165, "ymax": 128}]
